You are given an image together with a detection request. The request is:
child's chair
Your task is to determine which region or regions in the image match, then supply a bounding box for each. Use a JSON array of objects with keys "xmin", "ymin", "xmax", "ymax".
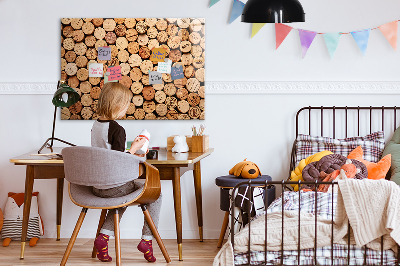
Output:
[{"xmin": 60, "ymin": 146, "xmax": 171, "ymax": 265}]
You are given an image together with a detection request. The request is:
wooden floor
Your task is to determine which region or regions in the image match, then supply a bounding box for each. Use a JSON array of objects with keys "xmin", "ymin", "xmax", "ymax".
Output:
[{"xmin": 0, "ymin": 239, "xmax": 221, "ymax": 265}]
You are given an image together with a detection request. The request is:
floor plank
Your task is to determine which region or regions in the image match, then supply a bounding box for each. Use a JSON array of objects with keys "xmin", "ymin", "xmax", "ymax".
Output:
[{"xmin": 0, "ymin": 239, "xmax": 221, "ymax": 265}]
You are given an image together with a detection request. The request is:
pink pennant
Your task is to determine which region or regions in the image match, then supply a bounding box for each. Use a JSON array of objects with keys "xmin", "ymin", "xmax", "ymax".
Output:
[
  {"xmin": 379, "ymin": 21, "xmax": 397, "ymax": 50},
  {"xmin": 275, "ymin": 24, "xmax": 293, "ymax": 49},
  {"xmin": 298, "ymin": 29, "xmax": 317, "ymax": 58}
]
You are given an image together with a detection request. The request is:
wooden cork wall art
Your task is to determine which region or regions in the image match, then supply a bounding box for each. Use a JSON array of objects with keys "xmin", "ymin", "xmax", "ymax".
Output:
[{"xmin": 61, "ymin": 18, "xmax": 205, "ymax": 120}]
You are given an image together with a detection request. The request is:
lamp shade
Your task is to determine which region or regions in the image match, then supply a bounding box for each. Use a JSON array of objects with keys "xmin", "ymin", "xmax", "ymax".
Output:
[
  {"xmin": 52, "ymin": 82, "xmax": 80, "ymax": 108},
  {"xmin": 241, "ymin": 0, "xmax": 305, "ymax": 23}
]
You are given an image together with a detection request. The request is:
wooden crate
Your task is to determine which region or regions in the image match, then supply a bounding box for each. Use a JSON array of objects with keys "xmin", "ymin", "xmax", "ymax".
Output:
[{"xmin": 191, "ymin": 135, "xmax": 209, "ymax": 152}]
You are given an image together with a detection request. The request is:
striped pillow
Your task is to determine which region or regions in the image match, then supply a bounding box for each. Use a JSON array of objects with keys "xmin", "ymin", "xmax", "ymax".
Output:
[{"xmin": 1, "ymin": 217, "xmax": 41, "ymax": 240}]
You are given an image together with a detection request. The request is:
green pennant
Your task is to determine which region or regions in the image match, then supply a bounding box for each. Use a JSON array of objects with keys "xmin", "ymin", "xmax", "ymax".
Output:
[{"xmin": 209, "ymin": 0, "xmax": 221, "ymax": 7}]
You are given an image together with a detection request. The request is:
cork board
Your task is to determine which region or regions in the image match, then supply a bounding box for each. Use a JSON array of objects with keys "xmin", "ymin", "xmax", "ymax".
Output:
[{"xmin": 60, "ymin": 18, "xmax": 205, "ymax": 120}]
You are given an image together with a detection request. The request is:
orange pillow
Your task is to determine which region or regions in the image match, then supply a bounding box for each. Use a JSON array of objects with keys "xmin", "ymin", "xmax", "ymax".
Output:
[{"xmin": 347, "ymin": 146, "xmax": 391, "ymax": 180}]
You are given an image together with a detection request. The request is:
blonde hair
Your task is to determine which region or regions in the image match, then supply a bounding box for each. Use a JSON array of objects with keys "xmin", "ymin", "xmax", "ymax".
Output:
[{"xmin": 97, "ymin": 83, "xmax": 133, "ymax": 120}]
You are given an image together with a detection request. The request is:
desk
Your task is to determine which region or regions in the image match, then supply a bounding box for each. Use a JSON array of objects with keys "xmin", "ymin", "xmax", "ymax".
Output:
[{"xmin": 10, "ymin": 147, "xmax": 213, "ymax": 261}]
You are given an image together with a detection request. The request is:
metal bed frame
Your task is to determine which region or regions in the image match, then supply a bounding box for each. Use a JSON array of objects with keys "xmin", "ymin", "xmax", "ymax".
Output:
[{"xmin": 230, "ymin": 106, "xmax": 400, "ymax": 266}]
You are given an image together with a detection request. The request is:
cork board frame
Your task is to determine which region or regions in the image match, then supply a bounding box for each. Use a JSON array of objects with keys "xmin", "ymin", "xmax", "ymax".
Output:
[{"xmin": 60, "ymin": 18, "xmax": 205, "ymax": 120}]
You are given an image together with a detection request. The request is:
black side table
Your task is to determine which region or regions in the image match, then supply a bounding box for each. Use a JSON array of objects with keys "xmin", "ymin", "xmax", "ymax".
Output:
[{"xmin": 215, "ymin": 175, "xmax": 275, "ymax": 248}]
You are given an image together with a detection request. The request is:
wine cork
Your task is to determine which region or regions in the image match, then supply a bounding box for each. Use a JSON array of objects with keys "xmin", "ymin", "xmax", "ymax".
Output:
[
  {"xmin": 143, "ymin": 101, "xmax": 156, "ymax": 113},
  {"xmin": 200, "ymin": 37, "xmax": 205, "ymax": 49},
  {"xmin": 131, "ymin": 82, "xmax": 144, "ymax": 94},
  {"xmin": 91, "ymin": 99, "xmax": 98, "ymax": 113},
  {"xmin": 114, "ymin": 18, "xmax": 125, "ymax": 24},
  {"xmin": 142, "ymin": 74, "xmax": 150, "ymax": 85},
  {"xmin": 184, "ymin": 65, "xmax": 195, "ymax": 78},
  {"xmin": 193, "ymin": 57, "xmax": 205, "ymax": 68},
  {"xmin": 130, "ymin": 67, "xmax": 142, "ymax": 81},
  {"xmin": 68, "ymin": 76, "xmax": 79, "ymax": 88},
  {"xmin": 128, "ymin": 54, "xmax": 142, "ymax": 67},
  {"xmin": 65, "ymin": 51, "xmax": 77, "ymax": 63},
  {"xmin": 89, "ymin": 77, "xmax": 101, "ymax": 86},
  {"xmin": 69, "ymin": 101, "xmax": 83, "ymax": 114},
  {"xmin": 190, "ymin": 19, "xmax": 203, "ymax": 32},
  {"xmin": 200, "ymin": 111, "xmax": 205, "ymax": 120},
  {"xmin": 61, "ymin": 71, "xmax": 67, "ymax": 81},
  {"xmin": 166, "ymin": 18, "xmax": 177, "ymax": 23},
  {"xmin": 92, "ymin": 18, "xmax": 104, "ymax": 27},
  {"xmin": 178, "ymin": 29, "xmax": 190, "ymax": 41},
  {"xmin": 199, "ymin": 99, "xmax": 205, "ymax": 110},
  {"xmin": 156, "ymin": 19, "xmax": 168, "ymax": 31},
  {"xmin": 132, "ymin": 95, "xmax": 144, "ymax": 106},
  {"xmin": 126, "ymin": 116, "xmax": 135, "ymax": 120},
  {"xmin": 94, "ymin": 27, "xmax": 106, "ymax": 40},
  {"xmin": 107, "ymin": 57, "xmax": 120, "ymax": 67},
  {"xmin": 75, "ymin": 55, "xmax": 88, "ymax": 68},
  {"xmin": 85, "ymin": 48, "xmax": 97, "ymax": 60},
  {"xmin": 63, "ymin": 38, "xmax": 75, "ymax": 50},
  {"xmin": 105, "ymin": 32, "xmax": 117, "ymax": 44},
  {"xmin": 127, "ymin": 42, "xmax": 140, "ymax": 54},
  {"xmin": 187, "ymin": 93, "xmax": 200, "ymax": 106},
  {"xmin": 180, "ymin": 41, "xmax": 192, "ymax": 53},
  {"xmin": 126, "ymin": 28, "xmax": 138, "ymax": 42},
  {"xmin": 74, "ymin": 42, "xmax": 87, "ymax": 56},
  {"xmin": 136, "ymin": 21, "xmax": 147, "ymax": 34},
  {"xmin": 156, "ymin": 103, "xmax": 168, "ymax": 116},
  {"xmin": 178, "ymin": 114, "xmax": 190, "ymax": 120},
  {"xmin": 147, "ymin": 27, "xmax": 158, "ymax": 38},
  {"xmin": 195, "ymin": 68, "xmax": 205, "ymax": 82},
  {"xmin": 159, "ymin": 44, "xmax": 170, "ymax": 55},
  {"xmin": 134, "ymin": 108, "xmax": 146, "ymax": 120},
  {"xmin": 65, "ymin": 63, "xmax": 78, "ymax": 76},
  {"xmin": 164, "ymin": 83, "xmax": 177, "ymax": 96},
  {"xmin": 77, "ymin": 68, "xmax": 89, "ymax": 81},
  {"xmin": 157, "ymin": 31, "xmax": 168, "ymax": 43},
  {"xmin": 143, "ymin": 86, "xmax": 155, "ymax": 100},
  {"xmin": 153, "ymin": 83, "xmax": 164, "ymax": 91},
  {"xmin": 181, "ymin": 53, "xmax": 193, "ymax": 65},
  {"xmin": 110, "ymin": 45, "xmax": 118, "ymax": 57},
  {"xmin": 81, "ymin": 93, "xmax": 93, "ymax": 106},
  {"xmin": 188, "ymin": 106, "xmax": 201, "ymax": 119},
  {"xmin": 186, "ymin": 78, "xmax": 200, "ymax": 92},
  {"xmin": 169, "ymin": 49, "xmax": 182, "ymax": 62},
  {"xmin": 119, "ymin": 75, "xmax": 132, "ymax": 88},
  {"xmin": 138, "ymin": 46, "xmax": 151, "ymax": 59},
  {"xmin": 165, "ymin": 96, "xmax": 178, "ymax": 110},
  {"xmin": 178, "ymin": 100, "xmax": 190, "ymax": 113},
  {"xmin": 167, "ymin": 24, "xmax": 178, "ymax": 36},
  {"xmin": 82, "ymin": 22, "xmax": 95, "ymax": 35},
  {"xmin": 145, "ymin": 113, "xmax": 156, "ymax": 120},
  {"xmin": 126, "ymin": 103, "xmax": 136, "ymax": 115},
  {"xmin": 176, "ymin": 88, "xmax": 188, "ymax": 100},
  {"xmin": 140, "ymin": 60, "xmax": 153, "ymax": 74},
  {"xmin": 99, "ymin": 80, "xmax": 105, "ymax": 89},
  {"xmin": 117, "ymin": 50, "xmax": 129, "ymax": 62},
  {"xmin": 95, "ymin": 39, "xmax": 107, "ymax": 49},
  {"xmin": 80, "ymin": 81, "xmax": 92, "ymax": 93},
  {"xmin": 90, "ymin": 86, "xmax": 101, "ymax": 99},
  {"xmin": 85, "ymin": 35, "xmax": 97, "ymax": 47},
  {"xmin": 198, "ymin": 86, "xmax": 205, "ymax": 98},
  {"xmin": 155, "ymin": 91, "xmax": 167, "ymax": 103},
  {"xmin": 61, "ymin": 18, "xmax": 71, "ymax": 25},
  {"xmin": 174, "ymin": 77, "xmax": 187, "ymax": 89},
  {"xmin": 81, "ymin": 107, "xmax": 93, "ymax": 119},
  {"xmin": 191, "ymin": 45, "xmax": 203, "ymax": 57},
  {"xmin": 167, "ymin": 110, "xmax": 179, "ymax": 120},
  {"xmin": 61, "ymin": 107, "xmax": 71, "ymax": 120},
  {"xmin": 177, "ymin": 19, "xmax": 190, "ymax": 29},
  {"xmin": 137, "ymin": 34, "xmax": 149, "ymax": 46},
  {"xmin": 145, "ymin": 18, "xmax": 157, "ymax": 27},
  {"xmin": 124, "ymin": 18, "xmax": 136, "ymax": 28},
  {"xmin": 103, "ymin": 19, "xmax": 116, "ymax": 31},
  {"xmin": 63, "ymin": 26, "xmax": 74, "ymax": 38},
  {"xmin": 189, "ymin": 32, "xmax": 201, "ymax": 45},
  {"xmin": 167, "ymin": 36, "xmax": 181, "ymax": 49},
  {"xmin": 162, "ymin": 73, "xmax": 172, "ymax": 83},
  {"xmin": 71, "ymin": 18, "xmax": 84, "ymax": 29},
  {"xmin": 116, "ymin": 37, "xmax": 128, "ymax": 50},
  {"xmin": 61, "ymin": 47, "xmax": 66, "ymax": 57},
  {"xmin": 70, "ymin": 114, "xmax": 82, "ymax": 120},
  {"xmin": 148, "ymin": 39, "xmax": 160, "ymax": 50},
  {"xmin": 120, "ymin": 62, "xmax": 131, "ymax": 75}
]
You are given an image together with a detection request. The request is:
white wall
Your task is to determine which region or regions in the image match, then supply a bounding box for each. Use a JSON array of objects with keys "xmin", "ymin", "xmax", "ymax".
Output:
[{"xmin": 1, "ymin": 0, "xmax": 400, "ymax": 240}]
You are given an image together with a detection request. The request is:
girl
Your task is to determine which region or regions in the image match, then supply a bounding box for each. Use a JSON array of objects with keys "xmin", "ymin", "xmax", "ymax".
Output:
[{"xmin": 91, "ymin": 82, "xmax": 161, "ymax": 263}]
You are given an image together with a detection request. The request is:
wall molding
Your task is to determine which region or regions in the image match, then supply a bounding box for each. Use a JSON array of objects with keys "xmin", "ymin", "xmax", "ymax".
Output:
[{"xmin": 1, "ymin": 81, "xmax": 400, "ymax": 95}]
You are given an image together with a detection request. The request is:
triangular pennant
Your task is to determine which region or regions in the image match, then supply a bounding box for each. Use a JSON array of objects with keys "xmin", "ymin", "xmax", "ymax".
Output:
[
  {"xmin": 378, "ymin": 21, "xmax": 397, "ymax": 50},
  {"xmin": 229, "ymin": 0, "xmax": 245, "ymax": 24},
  {"xmin": 275, "ymin": 23, "xmax": 293, "ymax": 49},
  {"xmin": 298, "ymin": 29, "xmax": 317, "ymax": 58},
  {"xmin": 251, "ymin": 23, "xmax": 266, "ymax": 38},
  {"xmin": 351, "ymin": 29, "xmax": 370, "ymax": 55},
  {"xmin": 209, "ymin": 0, "xmax": 221, "ymax": 7},
  {"xmin": 323, "ymin": 33, "xmax": 341, "ymax": 58}
]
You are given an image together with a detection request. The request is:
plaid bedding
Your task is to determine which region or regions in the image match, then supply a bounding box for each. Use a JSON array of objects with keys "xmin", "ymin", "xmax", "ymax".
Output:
[{"xmin": 234, "ymin": 191, "xmax": 397, "ymax": 265}]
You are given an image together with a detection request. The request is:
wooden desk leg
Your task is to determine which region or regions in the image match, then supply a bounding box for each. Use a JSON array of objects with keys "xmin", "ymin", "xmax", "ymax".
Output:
[
  {"xmin": 193, "ymin": 161, "xmax": 203, "ymax": 242},
  {"xmin": 20, "ymin": 165, "xmax": 35, "ymax": 259},
  {"xmin": 172, "ymin": 167, "xmax": 183, "ymax": 261},
  {"xmin": 56, "ymin": 178, "xmax": 64, "ymax": 241}
]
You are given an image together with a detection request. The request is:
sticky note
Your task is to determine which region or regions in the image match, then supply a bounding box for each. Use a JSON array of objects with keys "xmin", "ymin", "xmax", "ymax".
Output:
[
  {"xmin": 104, "ymin": 71, "xmax": 117, "ymax": 83},
  {"xmin": 157, "ymin": 59, "xmax": 172, "ymax": 74},
  {"xmin": 107, "ymin": 66, "xmax": 122, "ymax": 81},
  {"xmin": 150, "ymin": 48, "xmax": 166, "ymax": 63},
  {"xmin": 88, "ymin": 63, "xmax": 103, "ymax": 77},
  {"xmin": 171, "ymin": 64, "xmax": 184, "ymax": 80},
  {"xmin": 98, "ymin": 46, "xmax": 111, "ymax": 60},
  {"xmin": 149, "ymin": 71, "xmax": 163, "ymax": 84}
]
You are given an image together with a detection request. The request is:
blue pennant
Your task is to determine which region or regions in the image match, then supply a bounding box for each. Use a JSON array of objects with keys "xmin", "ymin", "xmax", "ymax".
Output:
[{"xmin": 229, "ymin": 0, "xmax": 245, "ymax": 24}]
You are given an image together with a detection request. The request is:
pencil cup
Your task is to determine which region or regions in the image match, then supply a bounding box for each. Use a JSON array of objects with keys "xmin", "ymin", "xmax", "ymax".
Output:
[{"xmin": 191, "ymin": 135, "xmax": 209, "ymax": 153}]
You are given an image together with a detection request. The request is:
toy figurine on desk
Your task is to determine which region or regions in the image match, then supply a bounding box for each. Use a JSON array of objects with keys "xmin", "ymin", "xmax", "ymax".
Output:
[{"xmin": 172, "ymin": 136, "xmax": 189, "ymax": 153}]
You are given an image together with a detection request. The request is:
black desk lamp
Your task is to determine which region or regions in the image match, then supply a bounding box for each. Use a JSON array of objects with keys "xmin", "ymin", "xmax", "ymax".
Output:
[
  {"xmin": 241, "ymin": 0, "xmax": 305, "ymax": 23},
  {"xmin": 38, "ymin": 81, "xmax": 80, "ymax": 154}
]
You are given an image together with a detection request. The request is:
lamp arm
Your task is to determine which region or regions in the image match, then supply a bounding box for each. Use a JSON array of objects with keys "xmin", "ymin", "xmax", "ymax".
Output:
[{"xmin": 50, "ymin": 105, "xmax": 57, "ymax": 148}]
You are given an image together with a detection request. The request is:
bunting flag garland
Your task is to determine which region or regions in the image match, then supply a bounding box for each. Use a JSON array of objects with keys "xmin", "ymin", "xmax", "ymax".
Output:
[
  {"xmin": 229, "ymin": 0, "xmax": 245, "ymax": 24},
  {"xmin": 323, "ymin": 33, "xmax": 341, "ymax": 58},
  {"xmin": 298, "ymin": 29, "xmax": 317, "ymax": 58},
  {"xmin": 275, "ymin": 23, "xmax": 292, "ymax": 49},
  {"xmin": 251, "ymin": 23, "xmax": 266, "ymax": 38},
  {"xmin": 351, "ymin": 29, "xmax": 370, "ymax": 55},
  {"xmin": 209, "ymin": 0, "xmax": 220, "ymax": 7},
  {"xmin": 378, "ymin": 21, "xmax": 397, "ymax": 50}
]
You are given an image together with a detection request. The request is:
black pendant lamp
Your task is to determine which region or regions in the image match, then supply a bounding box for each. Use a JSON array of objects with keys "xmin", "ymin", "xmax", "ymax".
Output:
[{"xmin": 242, "ymin": 0, "xmax": 305, "ymax": 23}]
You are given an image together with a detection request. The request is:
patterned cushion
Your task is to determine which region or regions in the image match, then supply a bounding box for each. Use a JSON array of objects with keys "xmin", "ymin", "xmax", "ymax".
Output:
[{"xmin": 295, "ymin": 131, "xmax": 385, "ymax": 166}]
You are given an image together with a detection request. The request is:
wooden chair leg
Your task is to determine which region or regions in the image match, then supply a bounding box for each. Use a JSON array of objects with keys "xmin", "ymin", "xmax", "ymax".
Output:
[
  {"xmin": 60, "ymin": 208, "xmax": 88, "ymax": 266},
  {"xmin": 114, "ymin": 210, "xmax": 121, "ymax": 266},
  {"xmin": 91, "ymin": 209, "xmax": 108, "ymax": 258},
  {"xmin": 141, "ymin": 205, "xmax": 171, "ymax": 263},
  {"xmin": 217, "ymin": 211, "xmax": 230, "ymax": 248}
]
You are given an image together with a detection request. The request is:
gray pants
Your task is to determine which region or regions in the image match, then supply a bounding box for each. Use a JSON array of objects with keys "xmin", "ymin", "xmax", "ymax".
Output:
[{"xmin": 92, "ymin": 180, "xmax": 162, "ymax": 240}]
